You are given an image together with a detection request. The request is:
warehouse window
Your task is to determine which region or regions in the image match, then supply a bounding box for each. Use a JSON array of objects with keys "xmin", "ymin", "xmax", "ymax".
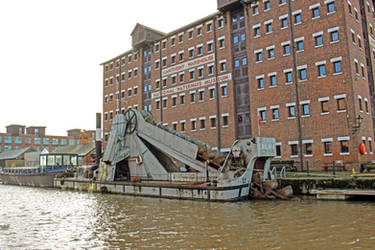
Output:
[
  {"xmin": 267, "ymin": 47, "xmax": 275, "ymax": 59},
  {"xmin": 281, "ymin": 17, "xmax": 288, "ymax": 29},
  {"xmin": 43, "ymin": 138, "xmax": 50, "ymax": 145},
  {"xmin": 337, "ymin": 98, "xmax": 346, "ymax": 111},
  {"xmin": 288, "ymin": 105, "xmax": 296, "ymax": 118},
  {"xmin": 222, "ymin": 114, "xmax": 229, "ymax": 127},
  {"xmin": 272, "ymin": 107, "xmax": 279, "ymax": 120},
  {"xmin": 197, "ymin": 45, "xmax": 203, "ymax": 55},
  {"xmin": 210, "ymin": 116, "xmax": 216, "ymax": 128},
  {"xmin": 189, "ymin": 48, "xmax": 194, "ymax": 58},
  {"xmin": 257, "ymin": 107, "xmax": 266, "ymax": 123},
  {"xmin": 354, "ymin": 60, "xmax": 359, "ymax": 74},
  {"xmin": 319, "ymin": 97, "xmax": 329, "ymax": 114},
  {"xmin": 335, "ymin": 95, "xmax": 347, "ymax": 112},
  {"xmin": 198, "ymin": 67, "xmax": 204, "ymax": 78},
  {"xmin": 270, "ymin": 74, "xmax": 277, "ymax": 87},
  {"xmin": 265, "ymin": 22, "xmax": 272, "ymax": 33},
  {"xmin": 296, "ymin": 40, "xmax": 304, "ymax": 51},
  {"xmin": 283, "ymin": 43, "xmax": 290, "ymax": 55},
  {"xmin": 199, "ymin": 90, "xmax": 204, "ymax": 101},
  {"xmin": 171, "ymin": 37, "xmax": 176, "ymax": 46},
  {"xmin": 254, "ymin": 26, "xmax": 260, "ymax": 37},
  {"xmin": 220, "ymin": 60, "xmax": 226, "ymax": 72},
  {"xmin": 361, "ymin": 64, "xmax": 366, "ymax": 78},
  {"xmin": 207, "ymin": 23, "xmax": 212, "ymax": 32},
  {"xmin": 219, "ymin": 37, "xmax": 225, "ymax": 48},
  {"xmin": 359, "ymin": 98, "xmax": 364, "ymax": 113},
  {"xmin": 253, "ymin": 5, "xmax": 259, "ymax": 15},
  {"xmin": 264, "ymin": 1, "xmax": 270, "ymax": 11},
  {"xmin": 200, "ymin": 118, "xmax": 206, "ymax": 130},
  {"xmin": 209, "ymin": 88, "xmax": 215, "ymax": 99},
  {"xmin": 156, "ymin": 100, "xmax": 160, "ymax": 110},
  {"xmin": 180, "ymin": 121, "xmax": 185, "ymax": 131},
  {"xmin": 327, "ymin": 1, "xmax": 336, "ymax": 13},
  {"xmin": 317, "ymin": 63, "xmax": 326, "ymax": 77},
  {"xmin": 285, "ymin": 70, "xmax": 293, "ymax": 83},
  {"xmin": 332, "ymin": 58, "xmax": 342, "ymax": 74},
  {"xmin": 289, "ymin": 142, "xmax": 298, "ymax": 157},
  {"xmin": 35, "ymin": 137, "xmax": 41, "ymax": 145},
  {"xmin": 191, "ymin": 119, "xmax": 197, "ymax": 131},
  {"xmin": 180, "ymin": 95, "xmax": 185, "ymax": 104},
  {"xmin": 221, "ymin": 85, "xmax": 228, "ymax": 97},
  {"xmin": 190, "ymin": 70, "xmax": 195, "ymax": 80},
  {"xmin": 257, "ymin": 75, "xmax": 264, "ymax": 89},
  {"xmin": 255, "ymin": 51, "xmax": 262, "ymax": 62},
  {"xmin": 207, "ymin": 42, "xmax": 213, "ymax": 52},
  {"xmin": 368, "ymin": 138, "xmax": 373, "ymax": 153},
  {"xmin": 339, "ymin": 137, "xmax": 350, "ymax": 155},
  {"xmin": 314, "ymin": 34, "xmax": 323, "ymax": 47},
  {"xmin": 301, "ymin": 103, "xmax": 310, "ymax": 116},
  {"xmin": 354, "ymin": 9, "xmax": 359, "ymax": 20},
  {"xmin": 208, "ymin": 65, "xmax": 214, "ymax": 75},
  {"xmin": 180, "ymin": 73, "xmax": 185, "ymax": 83},
  {"xmin": 365, "ymin": 99, "xmax": 369, "ymax": 113},
  {"xmin": 312, "ymin": 7, "xmax": 320, "ymax": 18},
  {"xmin": 323, "ymin": 141, "xmax": 332, "ymax": 155},
  {"xmin": 276, "ymin": 143, "xmax": 281, "ymax": 158},
  {"xmin": 188, "ymin": 30, "xmax": 193, "ymax": 39},
  {"xmin": 298, "ymin": 67, "xmax": 307, "ymax": 81},
  {"xmin": 218, "ymin": 18, "xmax": 224, "ymax": 28},
  {"xmin": 294, "ymin": 13, "xmax": 302, "ymax": 24},
  {"xmin": 179, "ymin": 51, "xmax": 184, "ymax": 61},
  {"xmin": 190, "ymin": 92, "xmax": 196, "ymax": 103},
  {"xmin": 197, "ymin": 27, "xmax": 202, "ymax": 36}
]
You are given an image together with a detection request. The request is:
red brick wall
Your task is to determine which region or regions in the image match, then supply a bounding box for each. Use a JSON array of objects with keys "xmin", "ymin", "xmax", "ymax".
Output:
[{"xmin": 102, "ymin": 0, "xmax": 375, "ymax": 168}]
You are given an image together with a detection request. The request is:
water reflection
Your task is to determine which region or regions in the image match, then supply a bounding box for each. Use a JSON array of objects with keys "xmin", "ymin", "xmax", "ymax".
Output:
[{"xmin": 1, "ymin": 185, "xmax": 375, "ymax": 249}]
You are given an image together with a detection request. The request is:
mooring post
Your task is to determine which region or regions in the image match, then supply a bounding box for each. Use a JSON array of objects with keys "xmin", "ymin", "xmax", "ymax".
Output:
[
  {"xmin": 332, "ymin": 161, "xmax": 336, "ymax": 176},
  {"xmin": 306, "ymin": 160, "xmax": 310, "ymax": 176},
  {"xmin": 205, "ymin": 160, "xmax": 209, "ymax": 183}
]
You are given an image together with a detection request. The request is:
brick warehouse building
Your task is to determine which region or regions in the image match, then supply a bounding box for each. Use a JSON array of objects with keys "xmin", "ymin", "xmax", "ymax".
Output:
[
  {"xmin": 0, "ymin": 124, "xmax": 87, "ymax": 153},
  {"xmin": 101, "ymin": 0, "xmax": 375, "ymax": 170}
]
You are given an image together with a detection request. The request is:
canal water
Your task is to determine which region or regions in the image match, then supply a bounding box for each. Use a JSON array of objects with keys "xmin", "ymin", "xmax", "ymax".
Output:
[{"xmin": 1, "ymin": 185, "xmax": 375, "ymax": 249}]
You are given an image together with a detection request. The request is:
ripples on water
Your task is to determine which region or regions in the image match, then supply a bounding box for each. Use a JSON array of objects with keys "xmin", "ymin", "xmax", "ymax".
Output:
[{"xmin": 1, "ymin": 185, "xmax": 375, "ymax": 249}]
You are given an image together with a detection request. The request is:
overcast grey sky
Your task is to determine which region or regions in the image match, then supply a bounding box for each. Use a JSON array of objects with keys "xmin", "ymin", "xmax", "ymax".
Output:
[{"xmin": 0, "ymin": 0, "xmax": 217, "ymax": 135}]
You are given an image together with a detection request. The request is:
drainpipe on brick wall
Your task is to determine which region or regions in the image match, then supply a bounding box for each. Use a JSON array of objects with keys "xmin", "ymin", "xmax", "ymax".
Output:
[
  {"xmin": 213, "ymin": 15, "xmax": 222, "ymax": 152},
  {"xmin": 241, "ymin": 0, "xmax": 253, "ymax": 137},
  {"xmin": 118, "ymin": 56, "xmax": 122, "ymax": 113},
  {"xmin": 159, "ymin": 43, "xmax": 163, "ymax": 122},
  {"xmin": 287, "ymin": 0, "xmax": 304, "ymax": 171}
]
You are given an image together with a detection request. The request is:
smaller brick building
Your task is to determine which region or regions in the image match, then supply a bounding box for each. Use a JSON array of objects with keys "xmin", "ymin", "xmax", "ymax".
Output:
[{"xmin": 0, "ymin": 124, "xmax": 92, "ymax": 153}]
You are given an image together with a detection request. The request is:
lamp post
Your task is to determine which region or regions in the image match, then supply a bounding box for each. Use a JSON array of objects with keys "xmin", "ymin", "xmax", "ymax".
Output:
[{"xmin": 352, "ymin": 114, "xmax": 363, "ymax": 133}]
